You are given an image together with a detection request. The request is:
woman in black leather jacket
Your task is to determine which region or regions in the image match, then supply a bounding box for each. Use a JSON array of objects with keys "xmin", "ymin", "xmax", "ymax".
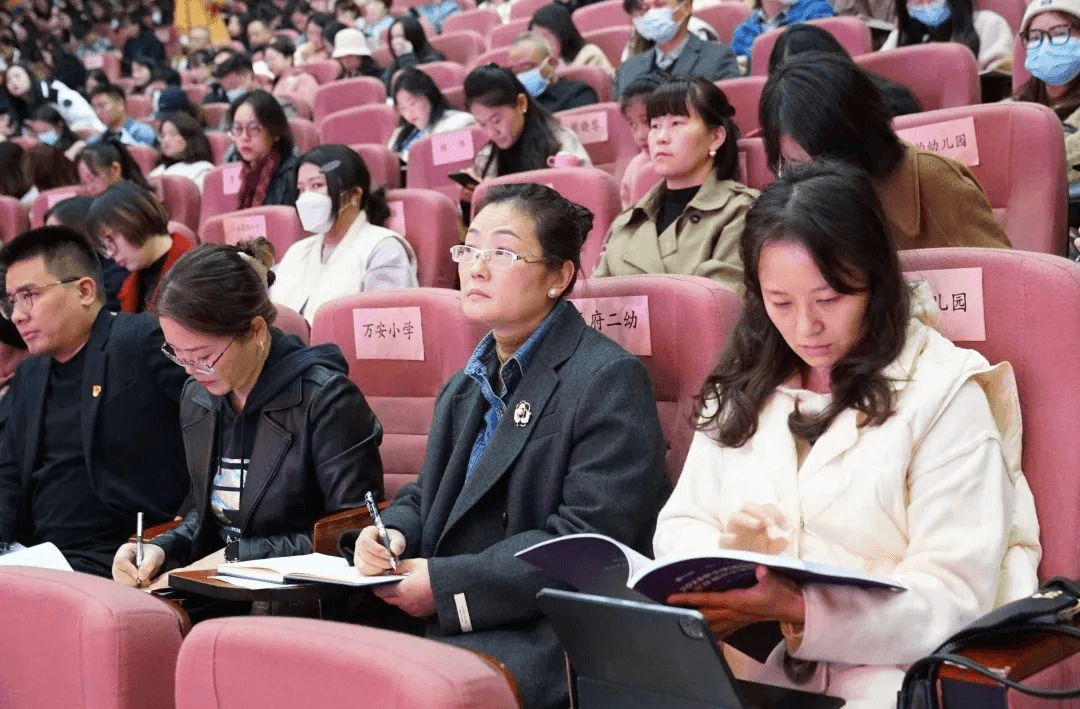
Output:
[{"xmin": 111, "ymin": 239, "xmax": 384, "ymax": 588}]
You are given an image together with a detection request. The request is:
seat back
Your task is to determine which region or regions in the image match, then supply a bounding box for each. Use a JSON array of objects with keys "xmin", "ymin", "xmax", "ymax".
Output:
[
  {"xmin": 410, "ymin": 60, "xmax": 469, "ymax": 93},
  {"xmin": 573, "ymin": 0, "xmax": 629, "ymax": 34},
  {"xmin": 472, "ymin": 167, "xmax": 620, "ymax": 277},
  {"xmin": 898, "ymin": 248, "xmax": 1080, "ymax": 582},
  {"xmin": 510, "ymin": 0, "xmax": 551, "ymax": 21},
  {"xmin": 288, "ymin": 116, "xmax": 320, "ymax": 154},
  {"xmin": 694, "ymin": 3, "xmax": 751, "ymax": 45},
  {"xmin": 31, "ymin": 185, "xmax": 86, "ymax": 227},
  {"xmin": 349, "ymin": 143, "xmax": 404, "ymax": 189},
  {"xmin": 125, "ymin": 94, "xmax": 153, "ymax": 120},
  {"xmin": 556, "ymin": 63, "xmax": 614, "ymax": 103},
  {"xmin": 0, "ymin": 567, "xmax": 185, "ymax": 709},
  {"xmin": 488, "ymin": 17, "xmax": 531, "ymax": 49},
  {"xmin": 715, "ymin": 75, "xmax": 766, "ymax": 137},
  {"xmin": 151, "ymin": 174, "xmax": 202, "ymax": 232},
  {"xmin": 200, "ymin": 164, "xmax": 242, "ymax": 226},
  {"xmin": 441, "ymin": 7, "xmax": 500, "ymax": 37},
  {"xmin": 892, "ymin": 102, "xmax": 1068, "ymax": 256},
  {"xmin": 174, "ymin": 617, "xmax": 520, "ymax": 709},
  {"xmin": 430, "ymin": 31, "xmax": 488, "ymax": 67},
  {"xmin": 555, "ymin": 102, "xmax": 638, "ymax": 178},
  {"xmin": 385, "ymin": 187, "xmax": 462, "ymax": 288},
  {"xmin": 313, "ymin": 76, "xmax": 388, "ymax": 125},
  {"xmin": 302, "ymin": 58, "xmax": 343, "ymax": 84},
  {"xmin": 0, "ymin": 196, "xmax": 30, "ymax": 242},
  {"xmin": 200, "ymin": 206, "xmax": 306, "ymax": 261},
  {"xmin": 750, "ymin": 16, "xmax": 872, "ymax": 75},
  {"xmin": 202, "ymin": 102, "xmax": 230, "ymax": 129},
  {"xmin": 981, "ymin": 0, "xmax": 1026, "ymax": 33},
  {"xmin": 182, "ymin": 84, "xmax": 209, "ymax": 105},
  {"xmin": 1012, "ymin": 40, "xmax": 1030, "ymax": 95},
  {"xmin": 405, "ymin": 125, "xmax": 490, "ymax": 202},
  {"xmin": 855, "ymin": 43, "xmax": 980, "ymax": 111},
  {"xmin": 127, "ymin": 143, "xmax": 160, "ymax": 175},
  {"xmin": 168, "ymin": 220, "xmax": 198, "ymax": 244},
  {"xmin": 206, "ymin": 131, "xmax": 232, "ymax": 164},
  {"xmin": 469, "ymin": 45, "xmax": 512, "ymax": 70},
  {"xmin": 274, "ymin": 303, "xmax": 311, "ymax": 343},
  {"xmin": 311, "ymin": 288, "xmax": 484, "ymax": 496},
  {"xmin": 570, "ymin": 275, "xmax": 741, "ymax": 480},
  {"xmin": 583, "ymin": 26, "xmax": 633, "ymax": 66},
  {"xmin": 318, "ymin": 103, "xmax": 399, "ymax": 146}
]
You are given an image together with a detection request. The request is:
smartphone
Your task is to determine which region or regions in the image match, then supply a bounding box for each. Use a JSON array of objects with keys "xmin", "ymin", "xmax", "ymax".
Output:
[{"xmin": 447, "ymin": 170, "xmax": 480, "ymax": 188}]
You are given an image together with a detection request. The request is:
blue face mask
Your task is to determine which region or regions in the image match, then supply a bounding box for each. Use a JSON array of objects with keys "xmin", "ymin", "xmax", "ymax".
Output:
[
  {"xmin": 1026, "ymin": 37, "xmax": 1080, "ymax": 86},
  {"xmin": 633, "ymin": 7, "xmax": 681, "ymax": 44},
  {"xmin": 908, "ymin": 0, "xmax": 952, "ymax": 27},
  {"xmin": 37, "ymin": 131, "xmax": 58, "ymax": 145},
  {"xmin": 516, "ymin": 67, "xmax": 547, "ymax": 98}
]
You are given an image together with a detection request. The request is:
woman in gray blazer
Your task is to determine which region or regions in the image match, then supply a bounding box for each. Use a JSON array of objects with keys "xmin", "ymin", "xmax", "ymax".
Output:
[{"xmin": 341, "ymin": 183, "xmax": 668, "ymax": 709}]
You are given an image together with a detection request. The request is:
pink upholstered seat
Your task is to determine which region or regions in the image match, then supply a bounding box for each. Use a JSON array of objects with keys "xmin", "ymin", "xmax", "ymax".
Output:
[
  {"xmin": 487, "ymin": 18, "xmax": 530, "ymax": 50},
  {"xmin": 469, "ymin": 45, "xmax": 512, "ymax": 70},
  {"xmin": 430, "ymin": 31, "xmax": 488, "ymax": 67},
  {"xmin": 409, "ymin": 60, "xmax": 469, "ymax": 93},
  {"xmin": 750, "ymin": 16, "xmax": 872, "ymax": 74},
  {"xmin": 301, "ymin": 58, "xmax": 343, "ymax": 85},
  {"xmin": 715, "ymin": 75, "xmax": 766, "ymax": 137},
  {"xmin": 0, "ymin": 195, "xmax": 30, "ymax": 243},
  {"xmin": 318, "ymin": 103, "xmax": 399, "ymax": 146},
  {"xmin": 175, "ymin": 617, "xmax": 520, "ymax": 709},
  {"xmin": 441, "ymin": 7, "xmax": 500, "ymax": 38},
  {"xmin": 471, "ymin": 167, "xmax": 620, "ymax": 277},
  {"xmin": 892, "ymin": 102, "xmax": 1068, "ymax": 256},
  {"xmin": 126, "ymin": 143, "xmax": 159, "ymax": 176},
  {"xmin": 199, "ymin": 164, "xmax": 241, "ymax": 226},
  {"xmin": 509, "ymin": 0, "xmax": 550, "ymax": 21},
  {"xmin": 695, "ymin": 3, "xmax": 752, "ymax": 45},
  {"xmin": 556, "ymin": 63, "xmax": 613, "ymax": 103},
  {"xmin": 288, "ymin": 116, "xmax": 320, "ymax": 154},
  {"xmin": 349, "ymin": 143, "xmax": 404, "ymax": 189},
  {"xmin": 554, "ymin": 102, "xmax": 638, "ymax": 178},
  {"xmin": 205, "ymin": 130, "xmax": 232, "ymax": 164},
  {"xmin": 313, "ymin": 76, "xmax": 388, "ymax": 125},
  {"xmin": 570, "ymin": 274, "xmax": 741, "ymax": 480},
  {"xmin": 31, "ymin": 185, "xmax": 86, "ymax": 227},
  {"xmin": 168, "ymin": 219, "xmax": 198, "ymax": 244},
  {"xmin": 310, "ymin": 288, "xmax": 484, "ymax": 496},
  {"xmin": 151, "ymin": 174, "xmax": 202, "ymax": 232},
  {"xmin": 405, "ymin": 125, "xmax": 490, "ymax": 202},
  {"xmin": 200, "ymin": 206, "xmax": 306, "ymax": 261},
  {"xmin": 582, "ymin": 26, "xmax": 633, "ymax": 66},
  {"xmin": 125, "ymin": 94, "xmax": 153, "ymax": 120},
  {"xmin": 181, "ymin": 83, "xmax": 209, "ymax": 105},
  {"xmin": 274, "ymin": 303, "xmax": 311, "ymax": 343},
  {"xmin": 0, "ymin": 567, "xmax": 185, "ymax": 709},
  {"xmin": 572, "ymin": 0, "xmax": 628, "ymax": 34},
  {"xmin": 202, "ymin": 102, "xmax": 230, "ymax": 129},
  {"xmin": 854, "ymin": 43, "xmax": 980, "ymax": 111},
  {"xmin": 385, "ymin": 187, "xmax": 462, "ymax": 288}
]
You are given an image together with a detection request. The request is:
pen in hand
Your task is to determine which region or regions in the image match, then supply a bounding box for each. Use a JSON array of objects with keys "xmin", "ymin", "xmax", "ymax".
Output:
[
  {"xmin": 364, "ymin": 491, "xmax": 399, "ymax": 573},
  {"xmin": 135, "ymin": 512, "xmax": 144, "ymax": 589}
]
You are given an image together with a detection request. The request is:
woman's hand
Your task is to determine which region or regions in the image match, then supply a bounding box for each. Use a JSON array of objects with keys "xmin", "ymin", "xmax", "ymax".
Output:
[
  {"xmin": 353, "ymin": 525, "xmax": 406, "ymax": 576},
  {"xmin": 721, "ymin": 503, "xmax": 788, "ymax": 555},
  {"xmin": 112, "ymin": 542, "xmax": 166, "ymax": 588},
  {"xmin": 372, "ymin": 557, "xmax": 435, "ymax": 618},
  {"xmin": 668, "ymin": 565, "xmax": 805, "ymax": 640}
]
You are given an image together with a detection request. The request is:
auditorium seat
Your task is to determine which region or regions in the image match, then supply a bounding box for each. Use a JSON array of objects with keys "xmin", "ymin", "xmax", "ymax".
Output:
[
  {"xmin": 749, "ymin": 16, "xmax": 872, "ymax": 75},
  {"xmin": 569, "ymin": 274, "xmax": 741, "ymax": 480},
  {"xmin": 274, "ymin": 303, "xmax": 311, "ymax": 343},
  {"xmin": 441, "ymin": 7, "xmax": 500, "ymax": 37},
  {"xmin": 151, "ymin": 174, "xmax": 202, "ymax": 232},
  {"xmin": 174, "ymin": 617, "xmax": 521, "ymax": 709},
  {"xmin": 168, "ymin": 220, "xmax": 198, "ymax": 245},
  {"xmin": 199, "ymin": 165, "xmax": 241, "ymax": 225},
  {"xmin": 200, "ymin": 206, "xmax": 306, "ymax": 261},
  {"xmin": 0, "ymin": 567, "xmax": 187, "ymax": 709},
  {"xmin": 510, "ymin": 0, "xmax": 550, "ymax": 21},
  {"xmin": 487, "ymin": 18, "xmax": 531, "ymax": 50},
  {"xmin": 430, "ymin": 31, "xmax": 488, "ymax": 67},
  {"xmin": 405, "ymin": 125, "xmax": 489, "ymax": 202},
  {"xmin": 126, "ymin": 143, "xmax": 159, "ymax": 176},
  {"xmin": 695, "ymin": 2, "xmax": 752, "ymax": 45},
  {"xmin": 572, "ymin": 0, "xmax": 629, "ymax": 34},
  {"xmin": 715, "ymin": 75, "xmax": 766, "ymax": 138},
  {"xmin": 313, "ymin": 76, "xmax": 388, "ymax": 125},
  {"xmin": 349, "ymin": 143, "xmax": 404, "ymax": 189},
  {"xmin": 405, "ymin": 60, "xmax": 469, "ymax": 94},
  {"xmin": 892, "ymin": 102, "xmax": 1068, "ymax": 256},
  {"xmin": 554, "ymin": 102, "xmax": 639, "ymax": 178},
  {"xmin": 471, "ymin": 167, "xmax": 620, "ymax": 278},
  {"xmin": 205, "ymin": 131, "xmax": 232, "ymax": 164},
  {"xmin": 301, "ymin": 58, "xmax": 343, "ymax": 85},
  {"xmin": 202, "ymin": 103, "xmax": 230, "ymax": 129},
  {"xmin": 181, "ymin": 84, "xmax": 209, "ymax": 105},
  {"xmin": 311, "ymin": 288, "xmax": 485, "ymax": 496},
  {"xmin": 854, "ymin": 43, "xmax": 980, "ymax": 111},
  {"xmin": 556, "ymin": 63, "xmax": 613, "ymax": 103},
  {"xmin": 582, "ymin": 26, "xmax": 632, "ymax": 66},
  {"xmin": 0, "ymin": 196, "xmax": 30, "ymax": 243},
  {"xmin": 469, "ymin": 46, "xmax": 512, "ymax": 70},
  {"xmin": 31, "ymin": 185, "xmax": 86, "ymax": 227},
  {"xmin": 288, "ymin": 117, "xmax": 320, "ymax": 154},
  {"xmin": 125, "ymin": 94, "xmax": 153, "ymax": 120},
  {"xmin": 385, "ymin": 187, "xmax": 463, "ymax": 288},
  {"xmin": 318, "ymin": 104, "xmax": 399, "ymax": 146}
]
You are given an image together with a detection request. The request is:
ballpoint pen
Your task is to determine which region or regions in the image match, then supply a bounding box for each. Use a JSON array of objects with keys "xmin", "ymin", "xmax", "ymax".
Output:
[
  {"xmin": 364, "ymin": 491, "xmax": 399, "ymax": 573},
  {"xmin": 135, "ymin": 512, "xmax": 144, "ymax": 589}
]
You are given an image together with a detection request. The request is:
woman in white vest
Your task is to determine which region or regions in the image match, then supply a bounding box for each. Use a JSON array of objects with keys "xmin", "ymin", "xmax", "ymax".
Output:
[{"xmin": 272, "ymin": 144, "xmax": 418, "ymax": 323}]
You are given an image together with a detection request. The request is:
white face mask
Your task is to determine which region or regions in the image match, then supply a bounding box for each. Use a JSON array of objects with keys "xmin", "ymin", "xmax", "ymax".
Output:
[{"xmin": 295, "ymin": 191, "xmax": 335, "ymax": 233}]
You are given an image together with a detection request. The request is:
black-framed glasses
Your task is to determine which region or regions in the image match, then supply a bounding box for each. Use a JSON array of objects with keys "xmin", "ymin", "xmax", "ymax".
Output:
[
  {"xmin": 0, "ymin": 278, "xmax": 81, "ymax": 319},
  {"xmin": 449, "ymin": 245, "xmax": 547, "ymax": 270},
  {"xmin": 1022, "ymin": 24, "xmax": 1075, "ymax": 49},
  {"xmin": 160, "ymin": 338, "xmax": 234, "ymax": 375}
]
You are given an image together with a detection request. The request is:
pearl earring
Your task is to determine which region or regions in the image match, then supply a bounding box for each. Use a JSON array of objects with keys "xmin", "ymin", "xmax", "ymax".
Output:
[
  {"xmin": 709, "ymin": 149, "xmax": 716, "ymax": 157},
  {"xmin": 548, "ymin": 288, "xmax": 559, "ymax": 298}
]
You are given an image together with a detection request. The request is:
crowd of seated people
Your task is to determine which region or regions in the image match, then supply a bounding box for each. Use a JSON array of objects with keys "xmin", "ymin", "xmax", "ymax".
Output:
[{"xmin": 3, "ymin": 0, "xmax": 1080, "ymax": 706}]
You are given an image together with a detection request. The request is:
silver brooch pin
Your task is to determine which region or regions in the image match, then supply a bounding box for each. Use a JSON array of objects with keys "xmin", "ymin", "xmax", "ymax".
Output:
[{"xmin": 513, "ymin": 400, "xmax": 532, "ymax": 427}]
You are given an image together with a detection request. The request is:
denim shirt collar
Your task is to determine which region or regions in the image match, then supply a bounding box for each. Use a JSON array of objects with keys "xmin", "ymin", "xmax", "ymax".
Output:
[{"xmin": 464, "ymin": 299, "xmax": 567, "ymax": 403}]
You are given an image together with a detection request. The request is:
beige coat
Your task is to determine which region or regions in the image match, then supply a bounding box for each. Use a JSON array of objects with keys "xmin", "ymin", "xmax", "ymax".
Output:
[
  {"xmin": 594, "ymin": 171, "xmax": 758, "ymax": 294},
  {"xmin": 655, "ymin": 314, "xmax": 1040, "ymax": 709},
  {"xmin": 876, "ymin": 143, "xmax": 1012, "ymax": 250}
]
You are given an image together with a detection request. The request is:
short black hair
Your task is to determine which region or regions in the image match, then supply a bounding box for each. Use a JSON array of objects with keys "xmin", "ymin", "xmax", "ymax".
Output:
[
  {"xmin": 214, "ymin": 52, "xmax": 254, "ymax": 79},
  {"xmin": 90, "ymin": 83, "xmax": 126, "ymax": 103},
  {"xmin": 0, "ymin": 225, "xmax": 105, "ymax": 301}
]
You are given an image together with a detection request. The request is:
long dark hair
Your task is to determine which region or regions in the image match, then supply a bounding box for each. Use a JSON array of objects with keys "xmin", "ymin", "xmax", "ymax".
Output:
[
  {"xmin": 0, "ymin": 142, "xmax": 29, "ymax": 198},
  {"xmin": 464, "ymin": 64, "xmax": 561, "ymax": 175},
  {"xmin": 2, "ymin": 62, "xmax": 45, "ymax": 124},
  {"xmin": 26, "ymin": 144, "xmax": 79, "ymax": 191},
  {"xmin": 226, "ymin": 89, "xmax": 295, "ymax": 162},
  {"xmin": 391, "ymin": 68, "xmax": 453, "ymax": 152},
  {"xmin": 895, "ymin": 0, "xmax": 979, "ymax": 58},
  {"xmin": 29, "ymin": 104, "xmax": 80, "ymax": 153},
  {"xmin": 156, "ymin": 112, "xmax": 214, "ymax": 167},
  {"xmin": 529, "ymin": 4, "xmax": 586, "ymax": 63},
  {"xmin": 760, "ymin": 52, "xmax": 904, "ymax": 178},
  {"xmin": 298, "ymin": 144, "xmax": 390, "ymax": 226},
  {"xmin": 76, "ymin": 137, "xmax": 153, "ymax": 191},
  {"xmin": 697, "ymin": 159, "xmax": 910, "ymax": 447},
  {"xmin": 646, "ymin": 76, "xmax": 740, "ymax": 182},
  {"xmin": 389, "ymin": 15, "xmax": 439, "ymax": 62}
]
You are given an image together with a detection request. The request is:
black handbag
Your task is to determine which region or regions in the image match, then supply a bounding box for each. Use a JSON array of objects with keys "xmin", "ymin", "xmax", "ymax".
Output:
[{"xmin": 897, "ymin": 577, "xmax": 1080, "ymax": 709}]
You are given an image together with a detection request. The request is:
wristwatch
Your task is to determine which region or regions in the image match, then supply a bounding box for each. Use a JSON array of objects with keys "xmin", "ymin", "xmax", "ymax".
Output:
[{"xmin": 224, "ymin": 539, "xmax": 240, "ymax": 563}]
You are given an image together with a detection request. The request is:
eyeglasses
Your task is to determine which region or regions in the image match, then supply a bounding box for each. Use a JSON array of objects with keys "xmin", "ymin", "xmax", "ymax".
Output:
[
  {"xmin": 449, "ymin": 245, "xmax": 547, "ymax": 270},
  {"xmin": 228, "ymin": 122, "xmax": 265, "ymax": 138},
  {"xmin": 160, "ymin": 338, "xmax": 234, "ymax": 375},
  {"xmin": 1022, "ymin": 24, "xmax": 1075, "ymax": 49},
  {"xmin": 0, "ymin": 278, "xmax": 81, "ymax": 319}
]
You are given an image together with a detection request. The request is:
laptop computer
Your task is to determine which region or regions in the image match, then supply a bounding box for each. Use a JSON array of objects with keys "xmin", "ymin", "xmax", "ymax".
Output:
[{"xmin": 537, "ymin": 588, "xmax": 845, "ymax": 709}]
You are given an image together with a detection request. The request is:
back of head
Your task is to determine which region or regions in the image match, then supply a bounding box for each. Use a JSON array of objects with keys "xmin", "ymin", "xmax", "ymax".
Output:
[
  {"xmin": 619, "ymin": 72, "xmax": 668, "ymax": 109},
  {"xmin": 760, "ymin": 52, "xmax": 903, "ymax": 177},
  {"xmin": 647, "ymin": 75, "xmax": 740, "ymax": 181},
  {"xmin": 0, "ymin": 142, "xmax": 28, "ymax": 198},
  {"xmin": 76, "ymin": 138, "xmax": 152, "ymax": 190},
  {"xmin": 86, "ymin": 181, "xmax": 170, "ymax": 249},
  {"xmin": 25, "ymin": 144, "xmax": 79, "ymax": 191},
  {"xmin": 154, "ymin": 240, "xmax": 278, "ymax": 338},
  {"xmin": 477, "ymin": 182, "xmax": 592, "ymax": 296},
  {"xmin": 0, "ymin": 225, "xmax": 104, "ymax": 302},
  {"xmin": 767, "ymin": 23, "xmax": 849, "ymax": 74},
  {"xmin": 45, "ymin": 195, "xmax": 95, "ymax": 232}
]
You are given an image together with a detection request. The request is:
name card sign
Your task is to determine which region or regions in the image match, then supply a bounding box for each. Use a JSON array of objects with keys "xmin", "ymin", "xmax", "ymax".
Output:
[
  {"xmin": 561, "ymin": 110, "xmax": 609, "ymax": 145},
  {"xmin": 45, "ymin": 189, "xmax": 80, "ymax": 208},
  {"xmin": 895, "ymin": 116, "xmax": 979, "ymax": 166},
  {"xmin": 352, "ymin": 306, "xmax": 424, "ymax": 360},
  {"xmin": 431, "ymin": 130, "xmax": 475, "ymax": 166},
  {"xmin": 569, "ymin": 295, "xmax": 652, "ymax": 356},
  {"xmin": 223, "ymin": 214, "xmax": 267, "ymax": 244},
  {"xmin": 221, "ymin": 164, "xmax": 244, "ymax": 195},
  {"xmin": 386, "ymin": 200, "xmax": 406, "ymax": 236},
  {"xmin": 738, "ymin": 150, "xmax": 748, "ymax": 182},
  {"xmin": 904, "ymin": 266, "xmax": 985, "ymax": 341}
]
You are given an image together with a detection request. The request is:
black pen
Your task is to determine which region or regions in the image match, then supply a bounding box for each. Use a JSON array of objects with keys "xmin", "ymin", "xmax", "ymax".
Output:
[{"xmin": 365, "ymin": 491, "xmax": 398, "ymax": 573}]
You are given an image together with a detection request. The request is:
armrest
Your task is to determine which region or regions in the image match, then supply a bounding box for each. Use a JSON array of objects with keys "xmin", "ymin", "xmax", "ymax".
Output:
[
  {"xmin": 127, "ymin": 517, "xmax": 182, "ymax": 544},
  {"xmin": 472, "ymin": 650, "xmax": 523, "ymax": 708},
  {"xmin": 311, "ymin": 503, "xmax": 387, "ymax": 555},
  {"xmin": 939, "ymin": 621, "xmax": 1080, "ymax": 686}
]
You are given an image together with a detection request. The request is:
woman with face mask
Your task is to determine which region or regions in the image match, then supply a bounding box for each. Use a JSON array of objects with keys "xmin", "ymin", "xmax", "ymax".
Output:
[
  {"xmin": 729, "ymin": 0, "xmax": 835, "ymax": 60},
  {"xmin": 26, "ymin": 104, "xmax": 86, "ymax": 162},
  {"xmin": 271, "ymin": 144, "xmax": 418, "ymax": 324},
  {"xmin": 880, "ymin": 0, "xmax": 1012, "ymax": 71}
]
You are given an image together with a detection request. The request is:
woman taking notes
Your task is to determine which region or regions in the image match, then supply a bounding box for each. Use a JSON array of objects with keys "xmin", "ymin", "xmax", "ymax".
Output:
[
  {"xmin": 341, "ymin": 184, "xmax": 667, "ymax": 709},
  {"xmin": 112, "ymin": 240, "xmax": 384, "ymax": 586},
  {"xmin": 653, "ymin": 160, "xmax": 1039, "ymax": 708}
]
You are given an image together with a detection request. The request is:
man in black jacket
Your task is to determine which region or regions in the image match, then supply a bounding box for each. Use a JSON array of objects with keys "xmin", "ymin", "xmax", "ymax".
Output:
[
  {"xmin": 0, "ymin": 227, "xmax": 189, "ymax": 576},
  {"xmin": 507, "ymin": 33, "xmax": 598, "ymax": 113}
]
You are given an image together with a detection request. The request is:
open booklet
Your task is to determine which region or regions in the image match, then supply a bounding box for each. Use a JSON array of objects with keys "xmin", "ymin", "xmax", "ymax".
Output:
[
  {"xmin": 216, "ymin": 553, "xmax": 406, "ymax": 587},
  {"xmin": 516, "ymin": 533, "xmax": 905, "ymax": 662},
  {"xmin": 0, "ymin": 542, "xmax": 74, "ymax": 571}
]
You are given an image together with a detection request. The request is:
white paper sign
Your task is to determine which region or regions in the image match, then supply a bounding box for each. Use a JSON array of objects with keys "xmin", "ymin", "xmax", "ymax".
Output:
[
  {"xmin": 221, "ymin": 163, "xmax": 244, "ymax": 195},
  {"xmin": 431, "ymin": 130, "xmax": 475, "ymax": 166},
  {"xmin": 560, "ymin": 110, "xmax": 609, "ymax": 145},
  {"xmin": 895, "ymin": 116, "xmax": 979, "ymax": 166},
  {"xmin": 904, "ymin": 267, "xmax": 985, "ymax": 342},
  {"xmin": 223, "ymin": 214, "xmax": 267, "ymax": 244},
  {"xmin": 352, "ymin": 306, "xmax": 424, "ymax": 360},
  {"xmin": 569, "ymin": 295, "xmax": 652, "ymax": 356}
]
